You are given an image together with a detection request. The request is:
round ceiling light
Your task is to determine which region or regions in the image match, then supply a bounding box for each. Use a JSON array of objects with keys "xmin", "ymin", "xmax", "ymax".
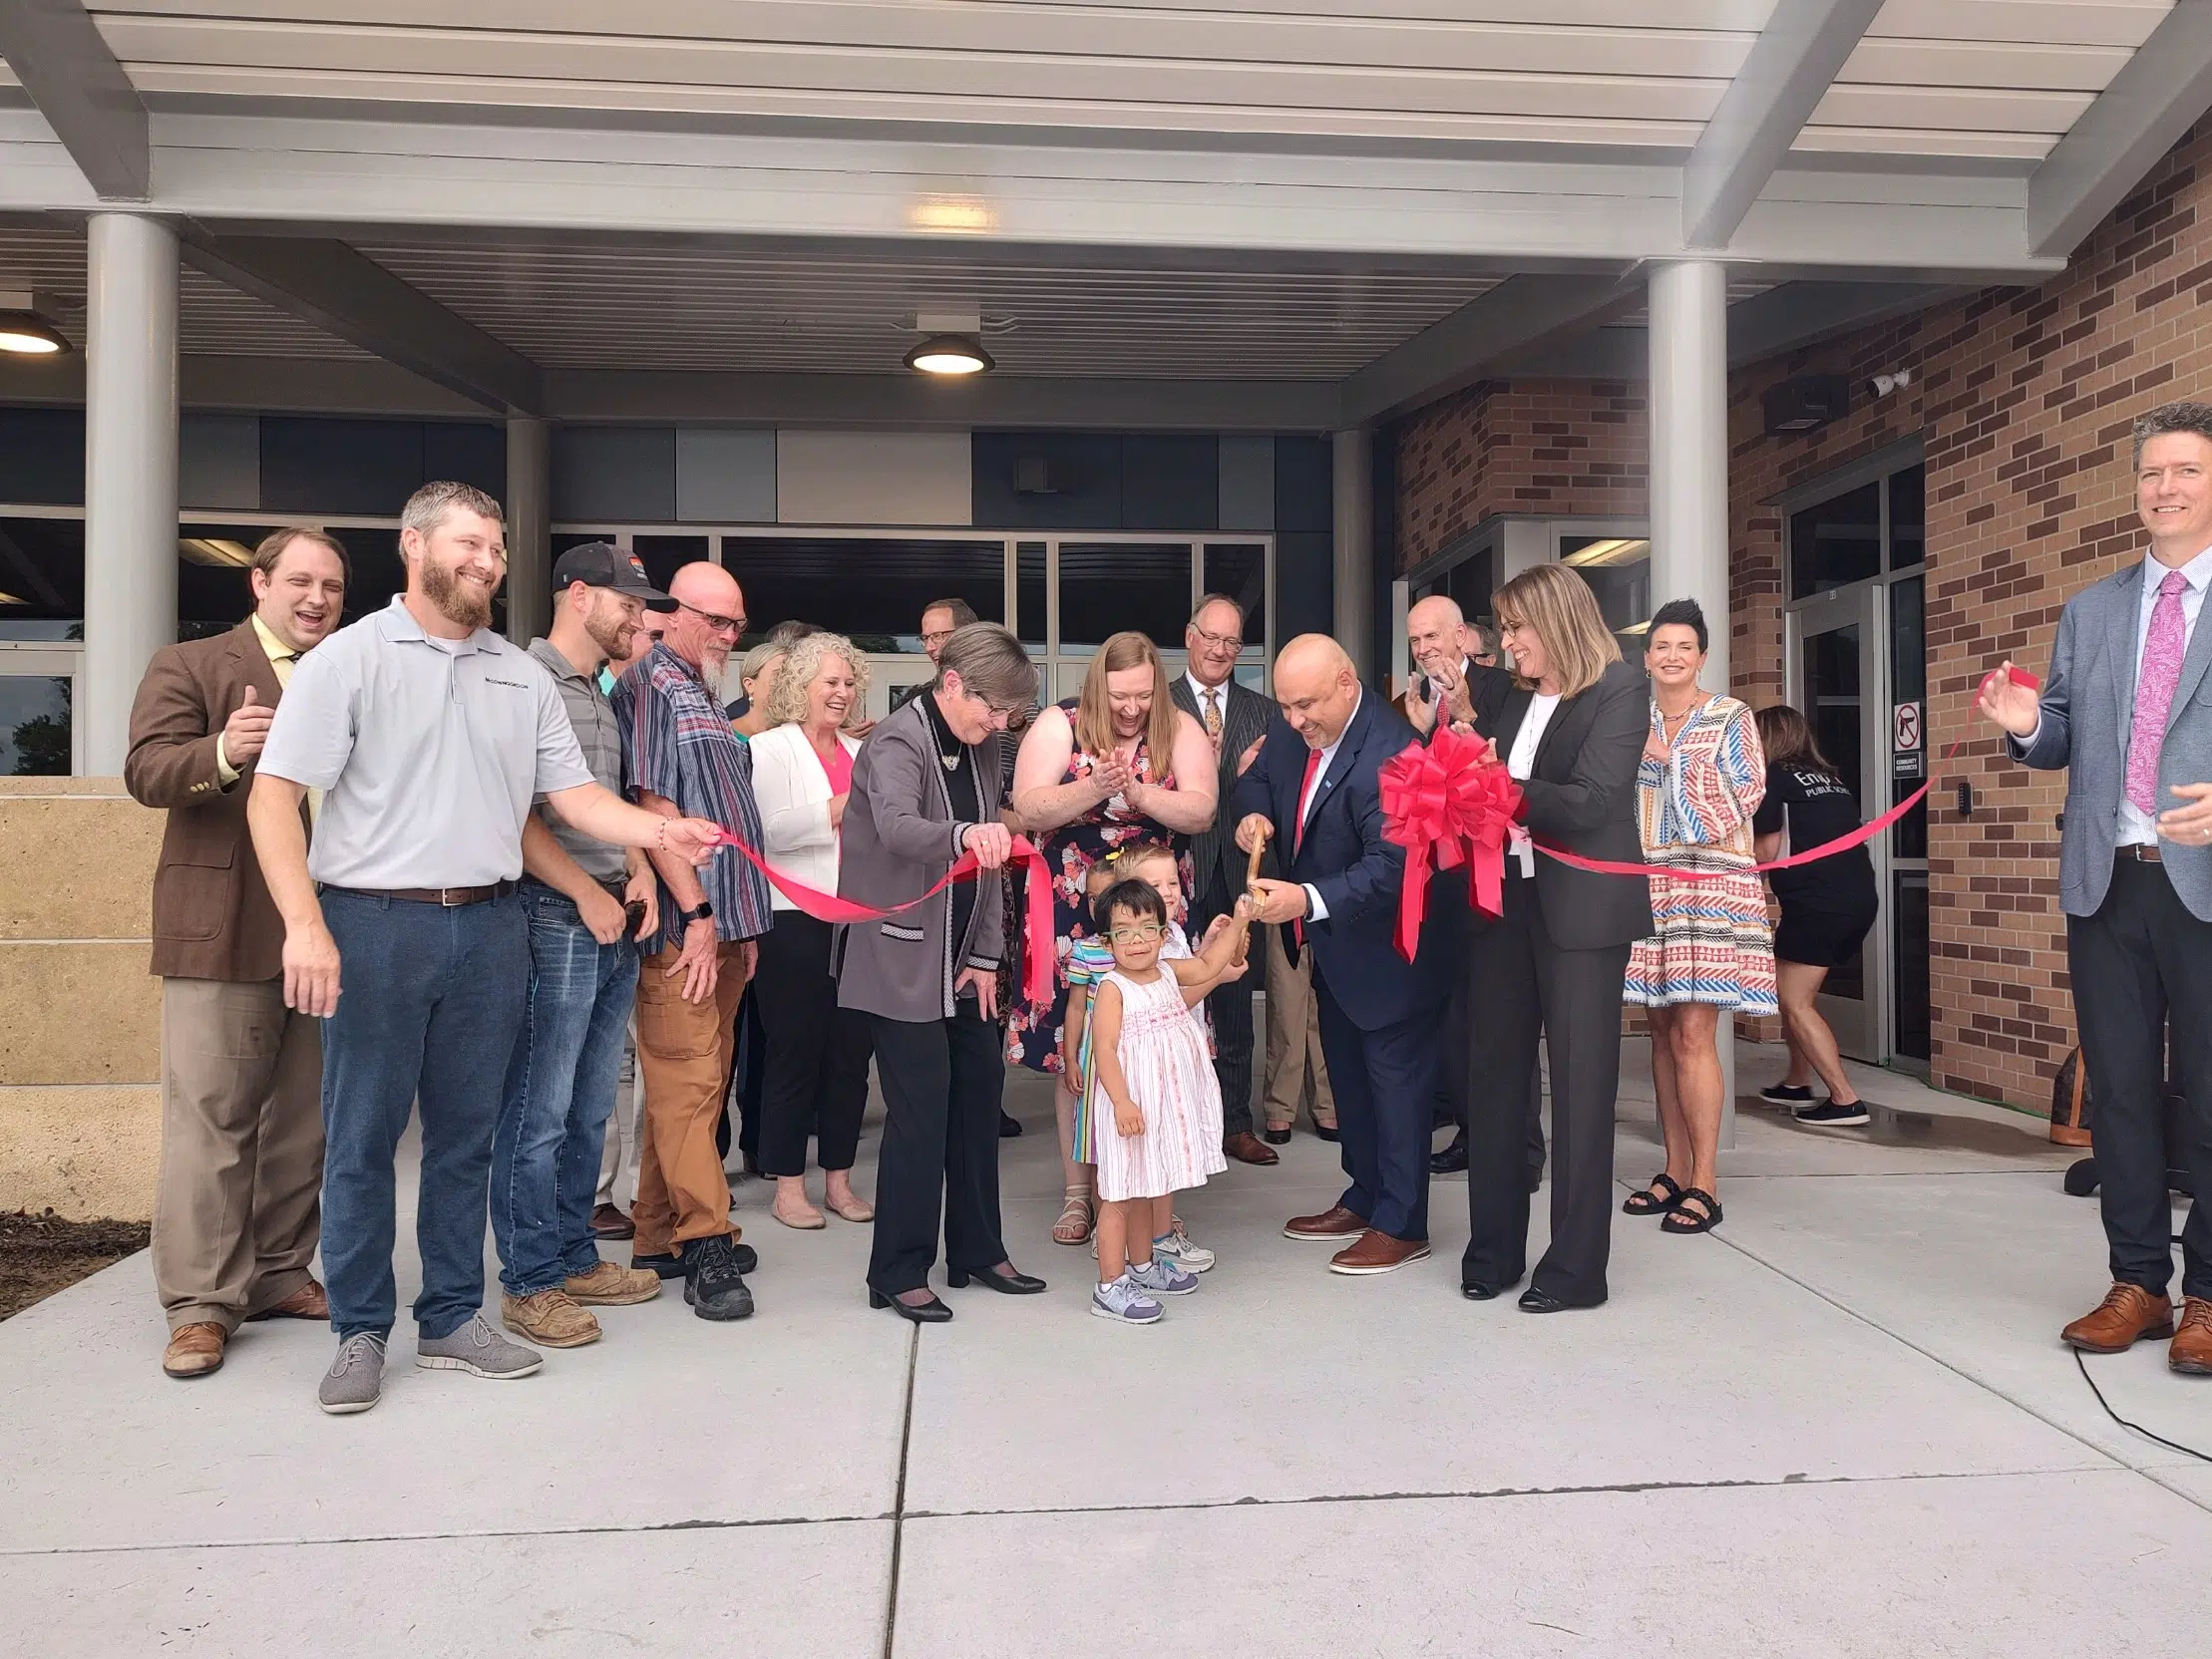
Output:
[
  {"xmin": 0, "ymin": 312, "xmax": 70, "ymax": 356},
  {"xmin": 904, "ymin": 334, "xmax": 993, "ymax": 376}
]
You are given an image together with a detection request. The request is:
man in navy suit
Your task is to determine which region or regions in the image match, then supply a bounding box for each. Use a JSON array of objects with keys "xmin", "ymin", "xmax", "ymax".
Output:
[{"xmin": 1233, "ymin": 635, "xmax": 1461, "ymax": 1275}]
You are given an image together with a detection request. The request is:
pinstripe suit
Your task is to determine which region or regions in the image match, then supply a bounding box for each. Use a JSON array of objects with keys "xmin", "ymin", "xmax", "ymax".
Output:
[{"xmin": 1172, "ymin": 671, "xmax": 1274, "ymax": 1136}]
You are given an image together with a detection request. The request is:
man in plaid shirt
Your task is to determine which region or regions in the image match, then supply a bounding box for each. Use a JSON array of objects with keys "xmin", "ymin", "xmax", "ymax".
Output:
[{"xmin": 613, "ymin": 561, "xmax": 775, "ymax": 1323}]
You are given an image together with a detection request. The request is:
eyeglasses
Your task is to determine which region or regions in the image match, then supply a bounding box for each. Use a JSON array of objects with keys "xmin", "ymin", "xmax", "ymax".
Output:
[
  {"xmin": 1189, "ymin": 624, "xmax": 1243, "ymax": 652},
  {"xmin": 678, "ymin": 601, "xmax": 747, "ymax": 637},
  {"xmin": 1108, "ymin": 923, "xmax": 1165, "ymax": 944},
  {"xmin": 921, "ymin": 628, "xmax": 957, "ymax": 648}
]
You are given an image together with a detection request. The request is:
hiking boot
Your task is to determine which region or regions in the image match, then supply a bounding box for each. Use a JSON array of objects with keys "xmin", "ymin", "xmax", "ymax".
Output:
[
  {"xmin": 634, "ymin": 1239, "xmax": 756, "ymax": 1278},
  {"xmin": 683, "ymin": 1234, "xmax": 755, "ymax": 1321},
  {"xmin": 564, "ymin": 1259, "xmax": 662, "ymax": 1306},
  {"xmin": 318, "ymin": 1332, "xmax": 387, "ymax": 1415},
  {"xmin": 416, "ymin": 1313, "xmax": 546, "ymax": 1379},
  {"xmin": 501, "ymin": 1289, "xmax": 601, "ymax": 1349}
]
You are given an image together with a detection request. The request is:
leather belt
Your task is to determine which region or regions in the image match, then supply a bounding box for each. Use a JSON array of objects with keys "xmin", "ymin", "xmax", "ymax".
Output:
[
  {"xmin": 327, "ymin": 879, "xmax": 519, "ymax": 906},
  {"xmin": 2115, "ymin": 843, "xmax": 2163, "ymax": 864}
]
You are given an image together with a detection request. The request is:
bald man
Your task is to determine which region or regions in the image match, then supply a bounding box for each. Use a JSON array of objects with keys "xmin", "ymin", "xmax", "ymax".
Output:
[
  {"xmin": 610, "ymin": 560, "xmax": 774, "ymax": 1323},
  {"xmin": 1232, "ymin": 636, "xmax": 1465, "ymax": 1275}
]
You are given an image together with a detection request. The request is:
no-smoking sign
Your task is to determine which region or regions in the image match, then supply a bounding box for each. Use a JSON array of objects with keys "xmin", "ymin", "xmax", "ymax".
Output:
[{"xmin": 1893, "ymin": 700, "xmax": 1923, "ymax": 753}]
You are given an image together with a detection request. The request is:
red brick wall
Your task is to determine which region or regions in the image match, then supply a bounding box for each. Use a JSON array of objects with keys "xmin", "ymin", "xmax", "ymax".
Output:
[
  {"xmin": 1395, "ymin": 380, "xmax": 1649, "ymax": 570},
  {"xmin": 1388, "ymin": 121, "xmax": 2212, "ymax": 1112}
]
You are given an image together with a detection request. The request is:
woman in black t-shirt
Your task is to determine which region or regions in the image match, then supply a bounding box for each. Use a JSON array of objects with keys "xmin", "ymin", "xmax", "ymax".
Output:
[{"xmin": 1750, "ymin": 705, "xmax": 1879, "ymax": 1127}]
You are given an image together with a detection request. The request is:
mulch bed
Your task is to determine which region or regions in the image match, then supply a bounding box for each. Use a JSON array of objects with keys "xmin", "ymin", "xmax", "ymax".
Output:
[{"xmin": 0, "ymin": 1209, "xmax": 150, "ymax": 1321}]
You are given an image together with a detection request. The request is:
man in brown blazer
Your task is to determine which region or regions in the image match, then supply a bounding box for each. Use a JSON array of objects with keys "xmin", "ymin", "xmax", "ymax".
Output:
[{"xmin": 125, "ymin": 526, "xmax": 350, "ymax": 1378}]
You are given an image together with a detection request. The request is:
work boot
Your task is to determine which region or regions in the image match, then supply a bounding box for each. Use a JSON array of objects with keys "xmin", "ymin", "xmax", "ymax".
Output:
[
  {"xmin": 501, "ymin": 1289, "xmax": 601, "ymax": 1348},
  {"xmin": 683, "ymin": 1233, "xmax": 755, "ymax": 1321},
  {"xmin": 564, "ymin": 1259, "xmax": 662, "ymax": 1306}
]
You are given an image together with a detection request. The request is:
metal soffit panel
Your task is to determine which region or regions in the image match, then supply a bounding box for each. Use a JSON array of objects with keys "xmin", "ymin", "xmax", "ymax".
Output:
[
  {"xmin": 27, "ymin": 0, "xmax": 2166, "ymax": 163},
  {"xmin": 354, "ymin": 241, "xmax": 1501, "ymax": 378},
  {"xmin": 0, "ymin": 222, "xmax": 372, "ymax": 356}
]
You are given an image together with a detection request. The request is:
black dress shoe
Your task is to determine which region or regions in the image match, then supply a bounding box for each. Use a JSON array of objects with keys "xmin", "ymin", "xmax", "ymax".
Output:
[
  {"xmin": 1262, "ymin": 1126, "xmax": 1292, "ymax": 1145},
  {"xmin": 1430, "ymin": 1130, "xmax": 1468, "ymax": 1174},
  {"xmin": 870, "ymin": 1288, "xmax": 953, "ymax": 1323},
  {"xmin": 1312, "ymin": 1123, "xmax": 1339, "ymax": 1144},
  {"xmin": 998, "ymin": 1110, "xmax": 1023, "ymax": 1139},
  {"xmin": 947, "ymin": 1262, "xmax": 1047, "ymax": 1294},
  {"xmin": 1462, "ymin": 1281, "xmax": 1504, "ymax": 1301},
  {"xmin": 1518, "ymin": 1287, "xmax": 1603, "ymax": 1314}
]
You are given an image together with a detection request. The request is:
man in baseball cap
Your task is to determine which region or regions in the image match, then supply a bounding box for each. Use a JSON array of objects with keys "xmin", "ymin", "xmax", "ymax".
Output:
[{"xmin": 487, "ymin": 542, "xmax": 678, "ymax": 1351}]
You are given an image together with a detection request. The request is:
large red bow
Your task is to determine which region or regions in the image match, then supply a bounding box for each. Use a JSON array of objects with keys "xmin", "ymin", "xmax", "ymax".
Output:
[{"xmin": 1378, "ymin": 726, "xmax": 1524, "ymax": 961}]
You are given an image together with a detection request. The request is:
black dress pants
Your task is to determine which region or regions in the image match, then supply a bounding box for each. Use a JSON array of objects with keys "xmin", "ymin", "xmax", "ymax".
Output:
[
  {"xmin": 866, "ymin": 1006, "xmax": 1008, "ymax": 1295},
  {"xmin": 1462, "ymin": 872, "xmax": 1631, "ymax": 1305},
  {"xmin": 753, "ymin": 910, "xmax": 875, "ymax": 1176},
  {"xmin": 1439, "ymin": 967, "xmax": 1546, "ymax": 1180},
  {"xmin": 2068, "ymin": 856, "xmax": 2212, "ymax": 1300},
  {"xmin": 1191, "ymin": 875, "xmax": 1257, "ymax": 1136}
]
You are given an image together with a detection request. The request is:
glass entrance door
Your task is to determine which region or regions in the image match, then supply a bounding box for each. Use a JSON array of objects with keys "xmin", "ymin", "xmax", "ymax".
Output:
[{"xmin": 1787, "ymin": 585, "xmax": 1886, "ymax": 1061}]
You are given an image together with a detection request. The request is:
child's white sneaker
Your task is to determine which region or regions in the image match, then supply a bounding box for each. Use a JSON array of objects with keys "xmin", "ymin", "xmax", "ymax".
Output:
[
  {"xmin": 1154, "ymin": 1220, "xmax": 1216, "ymax": 1272},
  {"xmin": 1090, "ymin": 1273, "xmax": 1163, "ymax": 1325},
  {"xmin": 1130, "ymin": 1256, "xmax": 1199, "ymax": 1297}
]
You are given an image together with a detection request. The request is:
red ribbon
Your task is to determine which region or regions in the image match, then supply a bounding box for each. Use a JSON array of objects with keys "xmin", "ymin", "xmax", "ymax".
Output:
[
  {"xmin": 710, "ymin": 830, "xmax": 1055, "ymax": 1007},
  {"xmin": 1378, "ymin": 724, "xmax": 1526, "ymax": 959}
]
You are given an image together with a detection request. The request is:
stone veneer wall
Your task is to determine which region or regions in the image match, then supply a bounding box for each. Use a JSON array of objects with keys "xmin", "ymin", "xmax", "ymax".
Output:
[{"xmin": 0, "ymin": 779, "xmax": 164, "ymax": 1219}]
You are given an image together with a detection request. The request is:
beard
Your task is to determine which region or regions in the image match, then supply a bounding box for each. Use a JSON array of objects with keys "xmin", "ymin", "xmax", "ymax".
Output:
[
  {"xmin": 421, "ymin": 554, "xmax": 494, "ymax": 631},
  {"xmin": 584, "ymin": 599, "xmax": 636, "ymax": 664},
  {"xmin": 698, "ymin": 653, "xmax": 729, "ymax": 700}
]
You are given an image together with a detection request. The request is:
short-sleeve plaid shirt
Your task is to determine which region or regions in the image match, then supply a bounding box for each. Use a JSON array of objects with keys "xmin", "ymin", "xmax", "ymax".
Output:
[{"xmin": 613, "ymin": 642, "xmax": 773, "ymax": 948}]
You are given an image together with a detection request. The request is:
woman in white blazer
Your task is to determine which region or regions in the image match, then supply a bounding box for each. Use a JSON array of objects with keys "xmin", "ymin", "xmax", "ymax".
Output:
[{"xmin": 748, "ymin": 632, "xmax": 877, "ymax": 1230}]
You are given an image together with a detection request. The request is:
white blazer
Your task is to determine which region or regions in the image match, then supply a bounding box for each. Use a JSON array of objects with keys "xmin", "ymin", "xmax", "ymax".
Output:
[{"xmin": 748, "ymin": 722, "xmax": 863, "ymax": 912}]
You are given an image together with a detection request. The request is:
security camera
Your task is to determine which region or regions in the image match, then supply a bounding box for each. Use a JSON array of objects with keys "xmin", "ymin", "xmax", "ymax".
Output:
[{"xmin": 1868, "ymin": 369, "xmax": 1913, "ymax": 398}]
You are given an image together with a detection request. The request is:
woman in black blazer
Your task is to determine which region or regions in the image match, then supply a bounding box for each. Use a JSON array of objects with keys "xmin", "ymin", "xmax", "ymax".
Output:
[{"xmin": 1458, "ymin": 563, "xmax": 1653, "ymax": 1312}]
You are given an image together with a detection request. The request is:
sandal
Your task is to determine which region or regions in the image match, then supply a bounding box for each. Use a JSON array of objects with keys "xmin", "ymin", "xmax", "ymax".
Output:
[
  {"xmin": 1623, "ymin": 1172, "xmax": 1684, "ymax": 1216},
  {"xmin": 1660, "ymin": 1187, "xmax": 1722, "ymax": 1234},
  {"xmin": 1051, "ymin": 1190, "xmax": 1094, "ymax": 1246}
]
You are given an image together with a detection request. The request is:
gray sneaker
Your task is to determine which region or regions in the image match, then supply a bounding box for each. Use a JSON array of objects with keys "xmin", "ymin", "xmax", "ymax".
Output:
[
  {"xmin": 318, "ymin": 1332, "xmax": 387, "ymax": 1416},
  {"xmin": 1090, "ymin": 1273, "xmax": 1163, "ymax": 1325},
  {"xmin": 1129, "ymin": 1256, "xmax": 1200, "ymax": 1297},
  {"xmin": 416, "ymin": 1313, "xmax": 546, "ymax": 1380}
]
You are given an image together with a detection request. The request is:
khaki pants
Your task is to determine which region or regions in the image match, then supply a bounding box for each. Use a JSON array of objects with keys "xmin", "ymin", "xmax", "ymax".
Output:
[
  {"xmin": 153, "ymin": 976, "xmax": 324, "ymax": 1333},
  {"xmin": 1262, "ymin": 927, "xmax": 1335, "ymax": 1131},
  {"xmin": 596, "ymin": 1017, "xmax": 643, "ymax": 1210},
  {"xmin": 631, "ymin": 940, "xmax": 749, "ymax": 1257}
]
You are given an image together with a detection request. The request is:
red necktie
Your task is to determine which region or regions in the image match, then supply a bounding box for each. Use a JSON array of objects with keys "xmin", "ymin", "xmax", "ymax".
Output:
[{"xmin": 1292, "ymin": 747, "xmax": 1321, "ymax": 949}]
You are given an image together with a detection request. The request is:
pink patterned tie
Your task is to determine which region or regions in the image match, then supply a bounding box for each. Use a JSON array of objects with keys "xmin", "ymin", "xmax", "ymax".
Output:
[{"xmin": 2125, "ymin": 568, "xmax": 2190, "ymax": 815}]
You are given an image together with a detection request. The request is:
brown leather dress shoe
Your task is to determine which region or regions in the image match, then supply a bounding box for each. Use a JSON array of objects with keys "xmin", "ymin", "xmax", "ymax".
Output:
[
  {"xmin": 246, "ymin": 1278, "xmax": 329, "ymax": 1322},
  {"xmin": 163, "ymin": 1322, "xmax": 226, "ymax": 1379},
  {"xmin": 2171, "ymin": 1297, "xmax": 2212, "ymax": 1376},
  {"xmin": 1223, "ymin": 1131, "xmax": 1280, "ymax": 1166},
  {"xmin": 590, "ymin": 1202, "xmax": 636, "ymax": 1240},
  {"xmin": 1328, "ymin": 1230, "xmax": 1432, "ymax": 1276},
  {"xmin": 1283, "ymin": 1203, "xmax": 1368, "ymax": 1241},
  {"xmin": 2060, "ymin": 1282, "xmax": 2175, "ymax": 1354}
]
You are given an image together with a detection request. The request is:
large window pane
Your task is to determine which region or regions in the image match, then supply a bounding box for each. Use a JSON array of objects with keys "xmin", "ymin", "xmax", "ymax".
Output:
[
  {"xmin": 1888, "ymin": 465, "xmax": 1925, "ymax": 570},
  {"xmin": 0, "ymin": 517, "xmax": 85, "ymax": 641},
  {"xmin": 179, "ymin": 521, "xmax": 270, "ymax": 642},
  {"xmin": 1789, "ymin": 481, "xmax": 1882, "ymax": 598},
  {"xmin": 1202, "ymin": 542, "xmax": 1265, "ymax": 637},
  {"xmin": 1058, "ymin": 541, "xmax": 1191, "ymax": 649},
  {"xmin": 635, "ymin": 534, "xmax": 710, "ymax": 601},
  {"xmin": 1561, "ymin": 535, "xmax": 1651, "ymax": 660},
  {"xmin": 0, "ymin": 674, "xmax": 72, "ymax": 774},
  {"xmin": 326, "ymin": 525, "xmax": 405, "ymax": 625},
  {"xmin": 1016, "ymin": 541, "xmax": 1046, "ymax": 652},
  {"xmin": 1889, "ymin": 573, "xmax": 1927, "ymax": 858},
  {"xmin": 724, "ymin": 536, "xmax": 1003, "ymax": 655}
]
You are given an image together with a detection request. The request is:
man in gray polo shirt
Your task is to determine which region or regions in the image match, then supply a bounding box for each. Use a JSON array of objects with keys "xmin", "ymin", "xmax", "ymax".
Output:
[
  {"xmin": 249, "ymin": 483, "xmax": 724, "ymax": 1416},
  {"xmin": 490, "ymin": 542, "xmax": 676, "ymax": 1351}
]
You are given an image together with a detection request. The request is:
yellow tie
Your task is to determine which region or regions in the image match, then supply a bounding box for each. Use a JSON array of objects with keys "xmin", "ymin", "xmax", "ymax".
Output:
[{"xmin": 1204, "ymin": 689, "xmax": 1223, "ymax": 740}]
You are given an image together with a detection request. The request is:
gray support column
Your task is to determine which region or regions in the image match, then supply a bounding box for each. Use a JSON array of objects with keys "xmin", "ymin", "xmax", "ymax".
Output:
[
  {"xmin": 83, "ymin": 213, "xmax": 179, "ymax": 775},
  {"xmin": 504, "ymin": 416, "xmax": 552, "ymax": 647},
  {"xmin": 1331, "ymin": 427, "xmax": 1373, "ymax": 678},
  {"xmin": 1647, "ymin": 258, "xmax": 1737, "ymax": 1146}
]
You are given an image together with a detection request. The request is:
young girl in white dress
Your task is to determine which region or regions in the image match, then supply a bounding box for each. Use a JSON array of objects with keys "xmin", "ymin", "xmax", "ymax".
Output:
[{"xmin": 1082, "ymin": 876, "xmax": 1253, "ymax": 1325}]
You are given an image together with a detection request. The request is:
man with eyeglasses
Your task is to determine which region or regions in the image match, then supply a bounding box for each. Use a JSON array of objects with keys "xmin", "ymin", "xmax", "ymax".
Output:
[
  {"xmin": 610, "ymin": 560, "xmax": 775, "ymax": 1324},
  {"xmin": 1169, "ymin": 594, "xmax": 1281, "ymax": 1164}
]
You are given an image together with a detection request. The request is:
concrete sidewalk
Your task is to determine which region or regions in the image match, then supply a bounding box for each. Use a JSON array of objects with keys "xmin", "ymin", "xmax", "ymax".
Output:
[{"xmin": 3, "ymin": 1041, "xmax": 2206, "ymax": 1656}]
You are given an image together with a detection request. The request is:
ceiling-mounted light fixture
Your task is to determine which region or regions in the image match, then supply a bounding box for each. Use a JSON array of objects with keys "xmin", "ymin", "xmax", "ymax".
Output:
[
  {"xmin": 0, "ymin": 290, "xmax": 71, "ymax": 356},
  {"xmin": 905, "ymin": 334, "xmax": 993, "ymax": 376}
]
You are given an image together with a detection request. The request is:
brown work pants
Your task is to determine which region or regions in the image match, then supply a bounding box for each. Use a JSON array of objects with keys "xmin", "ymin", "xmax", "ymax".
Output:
[
  {"xmin": 153, "ymin": 976, "xmax": 324, "ymax": 1333},
  {"xmin": 631, "ymin": 940, "xmax": 749, "ymax": 1258},
  {"xmin": 1262, "ymin": 925, "xmax": 1336, "ymax": 1131}
]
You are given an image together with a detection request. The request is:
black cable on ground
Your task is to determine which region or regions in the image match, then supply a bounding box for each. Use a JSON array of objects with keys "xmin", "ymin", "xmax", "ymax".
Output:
[{"xmin": 2073, "ymin": 1349, "xmax": 2212, "ymax": 1465}]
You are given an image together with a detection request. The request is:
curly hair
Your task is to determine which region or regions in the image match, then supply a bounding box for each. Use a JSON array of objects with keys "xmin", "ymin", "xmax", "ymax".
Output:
[{"xmin": 762, "ymin": 630, "xmax": 870, "ymax": 727}]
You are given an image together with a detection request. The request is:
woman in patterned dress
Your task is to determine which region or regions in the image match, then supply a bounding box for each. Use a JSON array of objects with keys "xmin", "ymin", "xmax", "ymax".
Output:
[
  {"xmin": 1005, "ymin": 631, "xmax": 1217, "ymax": 1245},
  {"xmin": 1622, "ymin": 598, "xmax": 1774, "ymax": 1236}
]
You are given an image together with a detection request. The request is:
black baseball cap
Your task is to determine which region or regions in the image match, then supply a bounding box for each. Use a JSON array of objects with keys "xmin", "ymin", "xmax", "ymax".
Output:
[{"xmin": 553, "ymin": 541, "xmax": 677, "ymax": 611}]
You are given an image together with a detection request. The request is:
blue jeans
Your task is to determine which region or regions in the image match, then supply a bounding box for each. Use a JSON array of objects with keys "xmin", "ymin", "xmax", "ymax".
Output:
[
  {"xmin": 318, "ymin": 886, "xmax": 528, "ymax": 1341},
  {"xmin": 492, "ymin": 881, "xmax": 639, "ymax": 1296}
]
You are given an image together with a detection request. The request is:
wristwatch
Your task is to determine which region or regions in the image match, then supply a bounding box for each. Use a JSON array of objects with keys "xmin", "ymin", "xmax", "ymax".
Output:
[{"xmin": 680, "ymin": 900, "xmax": 715, "ymax": 925}]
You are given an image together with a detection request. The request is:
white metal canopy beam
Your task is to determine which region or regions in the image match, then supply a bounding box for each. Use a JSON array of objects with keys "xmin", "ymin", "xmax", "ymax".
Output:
[
  {"xmin": 0, "ymin": 0, "xmax": 149, "ymax": 200},
  {"xmin": 2028, "ymin": 0, "xmax": 2212, "ymax": 258},
  {"xmin": 1681, "ymin": 0, "xmax": 1888, "ymax": 251},
  {"xmin": 180, "ymin": 233, "xmax": 547, "ymax": 416}
]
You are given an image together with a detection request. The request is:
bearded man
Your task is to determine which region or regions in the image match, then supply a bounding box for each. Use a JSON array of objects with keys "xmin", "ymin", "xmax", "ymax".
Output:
[{"xmin": 250, "ymin": 484, "xmax": 726, "ymax": 1415}]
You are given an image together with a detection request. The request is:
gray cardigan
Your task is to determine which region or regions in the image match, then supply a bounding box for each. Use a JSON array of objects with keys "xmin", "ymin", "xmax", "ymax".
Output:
[{"xmin": 835, "ymin": 691, "xmax": 1006, "ymax": 1021}]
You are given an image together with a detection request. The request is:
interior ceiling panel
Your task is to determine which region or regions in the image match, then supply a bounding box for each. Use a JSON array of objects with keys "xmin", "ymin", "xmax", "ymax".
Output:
[
  {"xmin": 0, "ymin": 225, "xmax": 372, "ymax": 358},
  {"xmin": 357, "ymin": 240, "xmax": 1501, "ymax": 379}
]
